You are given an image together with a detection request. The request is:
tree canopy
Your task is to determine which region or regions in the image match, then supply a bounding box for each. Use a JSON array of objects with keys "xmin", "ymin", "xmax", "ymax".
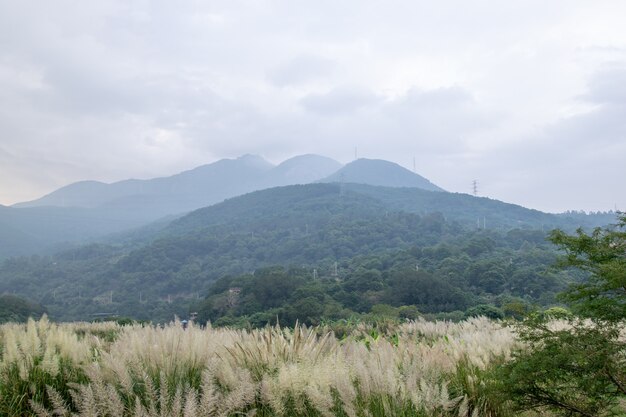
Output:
[
  {"xmin": 550, "ymin": 214, "xmax": 626, "ymax": 321},
  {"xmin": 504, "ymin": 214, "xmax": 626, "ymax": 416}
]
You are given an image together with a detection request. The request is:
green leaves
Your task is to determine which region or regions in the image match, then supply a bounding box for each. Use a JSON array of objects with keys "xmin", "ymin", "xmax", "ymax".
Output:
[
  {"xmin": 503, "ymin": 318, "xmax": 626, "ymax": 416},
  {"xmin": 503, "ymin": 214, "xmax": 626, "ymax": 416},
  {"xmin": 550, "ymin": 214, "xmax": 626, "ymax": 322}
]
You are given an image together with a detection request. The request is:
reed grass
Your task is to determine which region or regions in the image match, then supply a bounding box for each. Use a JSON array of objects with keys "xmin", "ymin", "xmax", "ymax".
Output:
[{"xmin": 1, "ymin": 316, "xmax": 518, "ymax": 417}]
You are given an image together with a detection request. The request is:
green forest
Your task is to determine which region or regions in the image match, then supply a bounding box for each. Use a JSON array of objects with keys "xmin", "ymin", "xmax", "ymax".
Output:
[
  {"xmin": 0, "ymin": 184, "xmax": 607, "ymax": 324},
  {"xmin": 0, "ymin": 294, "xmax": 46, "ymax": 324}
]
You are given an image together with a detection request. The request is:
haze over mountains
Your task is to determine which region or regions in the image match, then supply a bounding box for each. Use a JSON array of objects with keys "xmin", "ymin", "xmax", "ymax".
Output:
[
  {"xmin": 0, "ymin": 154, "xmax": 444, "ymax": 257},
  {"xmin": 0, "ymin": 153, "xmax": 619, "ymax": 321},
  {"xmin": 0, "ymin": 153, "xmax": 615, "ymax": 262},
  {"xmin": 0, "ymin": 181, "xmax": 616, "ymax": 321},
  {"xmin": 14, "ymin": 154, "xmax": 438, "ymax": 210},
  {"xmin": 321, "ymin": 159, "xmax": 443, "ymax": 192},
  {"xmin": 15, "ymin": 154, "xmax": 328, "ymax": 209}
]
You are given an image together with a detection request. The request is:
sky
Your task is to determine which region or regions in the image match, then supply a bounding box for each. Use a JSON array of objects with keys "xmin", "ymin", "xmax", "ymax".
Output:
[{"xmin": 1, "ymin": 1, "xmax": 625, "ymax": 213}]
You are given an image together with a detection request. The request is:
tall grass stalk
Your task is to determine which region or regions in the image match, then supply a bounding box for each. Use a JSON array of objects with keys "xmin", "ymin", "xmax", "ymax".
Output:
[{"xmin": 0, "ymin": 317, "xmax": 517, "ymax": 417}]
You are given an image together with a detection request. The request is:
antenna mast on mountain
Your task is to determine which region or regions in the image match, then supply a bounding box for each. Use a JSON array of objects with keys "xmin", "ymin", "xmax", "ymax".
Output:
[
  {"xmin": 472, "ymin": 180, "xmax": 478, "ymax": 196},
  {"xmin": 413, "ymin": 157, "xmax": 416, "ymax": 172}
]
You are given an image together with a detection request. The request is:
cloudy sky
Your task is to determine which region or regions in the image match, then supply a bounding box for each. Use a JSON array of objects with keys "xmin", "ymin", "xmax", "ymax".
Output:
[{"xmin": 1, "ymin": 1, "xmax": 625, "ymax": 213}]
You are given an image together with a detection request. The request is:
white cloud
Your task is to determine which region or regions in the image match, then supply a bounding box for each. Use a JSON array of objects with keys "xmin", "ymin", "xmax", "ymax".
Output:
[
  {"xmin": 0, "ymin": 0, "xmax": 626, "ymax": 212},
  {"xmin": 267, "ymin": 55, "xmax": 336, "ymax": 87},
  {"xmin": 300, "ymin": 87, "xmax": 382, "ymax": 115},
  {"xmin": 469, "ymin": 64, "xmax": 626, "ymax": 212}
]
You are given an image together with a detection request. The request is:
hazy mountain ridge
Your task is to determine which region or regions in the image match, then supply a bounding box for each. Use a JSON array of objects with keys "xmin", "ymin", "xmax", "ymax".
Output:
[
  {"xmin": 0, "ymin": 154, "xmax": 447, "ymax": 258},
  {"xmin": 13, "ymin": 154, "xmax": 277, "ymax": 209},
  {"xmin": 320, "ymin": 159, "xmax": 444, "ymax": 191},
  {"xmin": 13, "ymin": 155, "xmax": 445, "ymax": 211},
  {"xmin": 0, "ymin": 154, "xmax": 615, "ymax": 261},
  {"xmin": 344, "ymin": 184, "xmax": 607, "ymax": 230},
  {"xmin": 258, "ymin": 154, "xmax": 343, "ymax": 187},
  {"xmin": 164, "ymin": 183, "xmax": 614, "ymax": 233}
]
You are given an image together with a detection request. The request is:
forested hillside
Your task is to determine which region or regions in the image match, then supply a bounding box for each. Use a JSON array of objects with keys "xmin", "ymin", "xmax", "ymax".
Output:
[
  {"xmin": 0, "ymin": 294, "xmax": 46, "ymax": 323},
  {"xmin": 0, "ymin": 183, "xmax": 608, "ymax": 323},
  {"xmin": 0, "ymin": 155, "xmax": 453, "ymax": 259}
]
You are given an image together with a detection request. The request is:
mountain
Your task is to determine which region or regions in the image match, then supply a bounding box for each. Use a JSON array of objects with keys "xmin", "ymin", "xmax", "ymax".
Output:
[
  {"xmin": 3, "ymin": 154, "xmax": 612, "ymax": 263},
  {"xmin": 166, "ymin": 183, "xmax": 385, "ymax": 236},
  {"xmin": 13, "ymin": 154, "xmax": 343, "ymax": 212},
  {"xmin": 0, "ymin": 203, "xmax": 168, "ymax": 259},
  {"xmin": 320, "ymin": 158, "xmax": 444, "ymax": 191},
  {"xmin": 0, "ymin": 206, "xmax": 46, "ymax": 258},
  {"xmin": 0, "ymin": 154, "xmax": 345, "ymax": 258},
  {"xmin": 14, "ymin": 156, "xmax": 445, "ymax": 214},
  {"xmin": 0, "ymin": 182, "xmax": 617, "ymax": 322},
  {"xmin": 14, "ymin": 154, "xmax": 275, "ymax": 210},
  {"xmin": 259, "ymin": 154, "xmax": 342, "ymax": 187},
  {"xmin": 158, "ymin": 183, "xmax": 615, "ymax": 237}
]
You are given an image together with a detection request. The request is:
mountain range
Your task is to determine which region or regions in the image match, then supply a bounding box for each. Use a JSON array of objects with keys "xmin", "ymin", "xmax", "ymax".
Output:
[
  {"xmin": 0, "ymin": 153, "xmax": 616, "ymax": 263},
  {"xmin": 0, "ymin": 155, "xmax": 443, "ymax": 258},
  {"xmin": 0, "ymin": 181, "xmax": 616, "ymax": 322},
  {"xmin": 0, "ymin": 153, "xmax": 619, "ymax": 322}
]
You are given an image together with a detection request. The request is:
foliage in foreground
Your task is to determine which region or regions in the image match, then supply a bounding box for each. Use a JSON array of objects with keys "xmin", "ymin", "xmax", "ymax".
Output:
[
  {"xmin": 503, "ymin": 317, "xmax": 626, "ymax": 417},
  {"xmin": 0, "ymin": 316, "xmax": 515, "ymax": 417},
  {"xmin": 502, "ymin": 214, "xmax": 626, "ymax": 416}
]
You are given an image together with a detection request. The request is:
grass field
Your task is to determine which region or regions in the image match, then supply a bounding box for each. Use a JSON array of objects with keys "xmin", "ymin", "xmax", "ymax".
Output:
[{"xmin": 0, "ymin": 316, "xmax": 521, "ymax": 417}]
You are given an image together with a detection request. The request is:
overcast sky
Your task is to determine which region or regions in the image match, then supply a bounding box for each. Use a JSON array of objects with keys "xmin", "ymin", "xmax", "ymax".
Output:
[{"xmin": 1, "ymin": 1, "xmax": 625, "ymax": 213}]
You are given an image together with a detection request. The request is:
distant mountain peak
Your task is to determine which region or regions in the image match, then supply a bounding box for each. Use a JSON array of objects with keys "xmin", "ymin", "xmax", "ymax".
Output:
[
  {"xmin": 278, "ymin": 153, "xmax": 338, "ymax": 163},
  {"xmin": 12, "ymin": 154, "xmax": 442, "ymax": 214},
  {"xmin": 262, "ymin": 154, "xmax": 343, "ymax": 187},
  {"xmin": 320, "ymin": 158, "xmax": 444, "ymax": 192},
  {"xmin": 236, "ymin": 154, "xmax": 274, "ymax": 169}
]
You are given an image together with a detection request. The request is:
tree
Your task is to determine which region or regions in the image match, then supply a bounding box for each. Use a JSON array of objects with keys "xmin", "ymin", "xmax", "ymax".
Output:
[
  {"xmin": 503, "ymin": 214, "xmax": 626, "ymax": 416},
  {"xmin": 549, "ymin": 215, "xmax": 626, "ymax": 321},
  {"xmin": 0, "ymin": 294, "xmax": 46, "ymax": 323},
  {"xmin": 464, "ymin": 304, "xmax": 504, "ymax": 320}
]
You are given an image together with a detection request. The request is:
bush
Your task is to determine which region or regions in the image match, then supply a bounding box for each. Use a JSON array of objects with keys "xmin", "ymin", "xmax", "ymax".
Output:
[
  {"xmin": 464, "ymin": 304, "xmax": 504, "ymax": 320},
  {"xmin": 502, "ymin": 317, "xmax": 626, "ymax": 416}
]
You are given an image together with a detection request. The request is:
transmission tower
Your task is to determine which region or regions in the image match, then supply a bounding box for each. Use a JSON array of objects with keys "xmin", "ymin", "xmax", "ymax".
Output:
[{"xmin": 472, "ymin": 180, "xmax": 478, "ymax": 196}]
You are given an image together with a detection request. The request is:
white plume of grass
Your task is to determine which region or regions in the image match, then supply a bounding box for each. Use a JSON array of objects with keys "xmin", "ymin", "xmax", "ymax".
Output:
[{"xmin": 2, "ymin": 317, "xmax": 523, "ymax": 416}]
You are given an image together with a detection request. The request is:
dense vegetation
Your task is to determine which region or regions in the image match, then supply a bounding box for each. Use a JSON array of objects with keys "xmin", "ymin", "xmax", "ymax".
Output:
[
  {"xmin": 500, "ymin": 214, "xmax": 626, "ymax": 416},
  {"xmin": 0, "ymin": 294, "xmax": 46, "ymax": 324},
  {"xmin": 0, "ymin": 184, "xmax": 613, "ymax": 323},
  {"xmin": 193, "ymin": 228, "xmax": 566, "ymax": 327}
]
